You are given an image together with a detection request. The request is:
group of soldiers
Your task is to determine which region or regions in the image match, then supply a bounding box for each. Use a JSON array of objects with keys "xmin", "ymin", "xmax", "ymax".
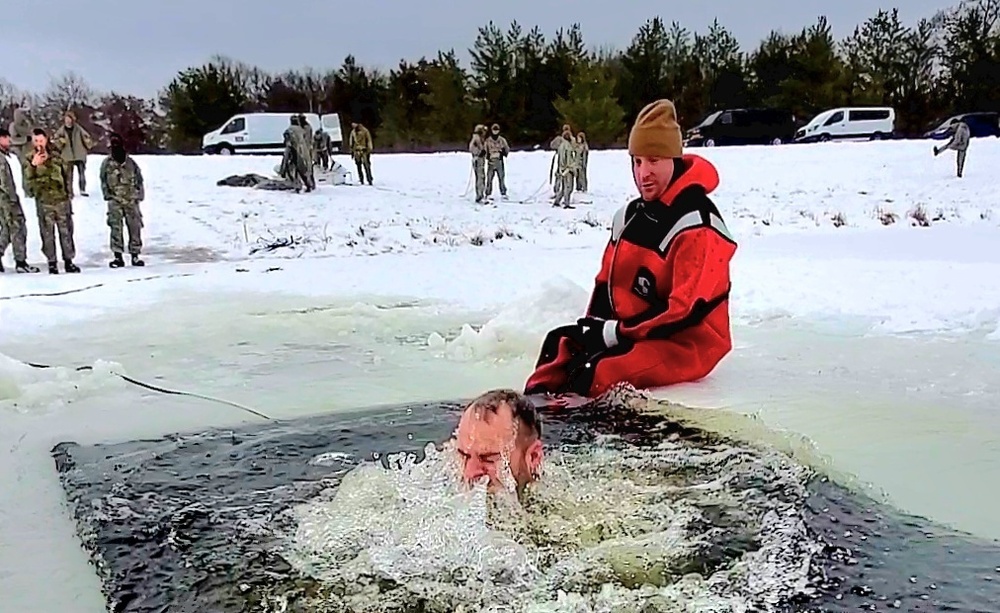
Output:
[
  {"xmin": 467, "ymin": 122, "xmax": 590, "ymax": 207},
  {"xmin": 0, "ymin": 108, "xmax": 147, "ymax": 274},
  {"xmin": 277, "ymin": 114, "xmax": 375, "ymax": 191}
]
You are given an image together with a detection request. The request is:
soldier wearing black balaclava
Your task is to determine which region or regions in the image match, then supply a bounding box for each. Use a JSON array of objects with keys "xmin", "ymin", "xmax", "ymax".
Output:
[{"xmin": 99, "ymin": 133, "xmax": 146, "ymax": 267}]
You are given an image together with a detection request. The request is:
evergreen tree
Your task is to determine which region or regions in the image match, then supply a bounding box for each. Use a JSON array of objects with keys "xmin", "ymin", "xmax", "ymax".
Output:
[
  {"xmin": 553, "ymin": 58, "xmax": 627, "ymax": 145},
  {"xmin": 159, "ymin": 61, "xmax": 249, "ymax": 152}
]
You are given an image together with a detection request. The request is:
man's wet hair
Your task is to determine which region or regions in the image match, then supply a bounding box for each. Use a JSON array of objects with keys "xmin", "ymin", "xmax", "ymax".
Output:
[
  {"xmin": 466, "ymin": 389, "xmax": 542, "ymax": 440},
  {"xmin": 32, "ymin": 128, "xmax": 47, "ymax": 137}
]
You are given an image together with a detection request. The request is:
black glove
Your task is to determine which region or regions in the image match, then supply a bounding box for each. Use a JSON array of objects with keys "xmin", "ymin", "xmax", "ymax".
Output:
[{"xmin": 571, "ymin": 316, "xmax": 621, "ymax": 354}]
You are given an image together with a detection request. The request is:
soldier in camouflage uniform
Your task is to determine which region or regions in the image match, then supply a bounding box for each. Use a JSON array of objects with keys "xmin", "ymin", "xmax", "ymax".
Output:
[
  {"xmin": 549, "ymin": 124, "xmax": 570, "ymax": 199},
  {"xmin": 574, "ymin": 131, "xmax": 589, "ymax": 192},
  {"xmin": 314, "ymin": 130, "xmax": 332, "ymax": 170},
  {"xmin": 8, "ymin": 107, "xmax": 37, "ymax": 197},
  {"xmin": 297, "ymin": 114, "xmax": 316, "ymax": 187},
  {"xmin": 279, "ymin": 116, "xmax": 312, "ymax": 192},
  {"xmin": 349, "ymin": 123, "xmax": 373, "ymax": 185},
  {"xmin": 0, "ymin": 128, "xmax": 40, "ymax": 273},
  {"xmin": 552, "ymin": 125, "xmax": 579, "ymax": 209},
  {"xmin": 52, "ymin": 110, "xmax": 95, "ymax": 197},
  {"xmin": 468, "ymin": 124, "xmax": 487, "ymax": 203},
  {"xmin": 23, "ymin": 128, "xmax": 79, "ymax": 273},
  {"xmin": 484, "ymin": 123, "xmax": 510, "ymax": 200},
  {"xmin": 100, "ymin": 133, "xmax": 146, "ymax": 268}
]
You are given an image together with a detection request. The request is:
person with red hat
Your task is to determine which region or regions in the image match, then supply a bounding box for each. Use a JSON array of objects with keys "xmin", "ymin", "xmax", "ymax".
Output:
[{"xmin": 524, "ymin": 99, "xmax": 737, "ymax": 401}]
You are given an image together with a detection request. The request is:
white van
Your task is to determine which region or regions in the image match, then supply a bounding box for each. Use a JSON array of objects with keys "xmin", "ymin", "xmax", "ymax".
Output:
[
  {"xmin": 202, "ymin": 112, "xmax": 321, "ymax": 155},
  {"xmin": 320, "ymin": 113, "xmax": 344, "ymax": 151},
  {"xmin": 794, "ymin": 107, "xmax": 895, "ymax": 143}
]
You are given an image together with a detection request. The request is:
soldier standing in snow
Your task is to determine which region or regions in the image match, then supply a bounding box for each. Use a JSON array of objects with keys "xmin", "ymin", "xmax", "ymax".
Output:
[
  {"xmin": 8, "ymin": 107, "xmax": 37, "ymax": 197},
  {"xmin": 100, "ymin": 133, "xmax": 146, "ymax": 268},
  {"xmin": 279, "ymin": 116, "xmax": 312, "ymax": 192},
  {"xmin": 314, "ymin": 129, "xmax": 332, "ymax": 170},
  {"xmin": 24, "ymin": 128, "xmax": 79, "ymax": 274},
  {"xmin": 297, "ymin": 114, "xmax": 316, "ymax": 187},
  {"xmin": 52, "ymin": 110, "xmax": 94, "ymax": 197},
  {"xmin": 350, "ymin": 123, "xmax": 373, "ymax": 185},
  {"xmin": 484, "ymin": 123, "xmax": 509, "ymax": 200},
  {"xmin": 550, "ymin": 124, "xmax": 570, "ymax": 198},
  {"xmin": 552, "ymin": 125, "xmax": 579, "ymax": 209},
  {"xmin": 0, "ymin": 128, "xmax": 40, "ymax": 273},
  {"xmin": 575, "ymin": 131, "xmax": 589, "ymax": 192},
  {"xmin": 469, "ymin": 124, "xmax": 487, "ymax": 203},
  {"xmin": 933, "ymin": 118, "xmax": 971, "ymax": 178}
]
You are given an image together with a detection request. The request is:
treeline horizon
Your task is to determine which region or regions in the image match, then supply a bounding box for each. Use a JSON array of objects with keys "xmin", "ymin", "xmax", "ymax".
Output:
[{"xmin": 1, "ymin": 0, "xmax": 998, "ymax": 154}]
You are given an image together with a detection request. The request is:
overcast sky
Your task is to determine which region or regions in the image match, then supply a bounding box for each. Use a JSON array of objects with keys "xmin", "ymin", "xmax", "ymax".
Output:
[{"xmin": 5, "ymin": 0, "xmax": 957, "ymax": 98}]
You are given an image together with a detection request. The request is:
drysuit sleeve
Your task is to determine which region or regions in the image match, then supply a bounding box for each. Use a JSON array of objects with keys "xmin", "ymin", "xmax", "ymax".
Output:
[
  {"xmin": 585, "ymin": 240, "xmax": 615, "ymax": 320},
  {"xmin": 616, "ymin": 227, "xmax": 732, "ymax": 341}
]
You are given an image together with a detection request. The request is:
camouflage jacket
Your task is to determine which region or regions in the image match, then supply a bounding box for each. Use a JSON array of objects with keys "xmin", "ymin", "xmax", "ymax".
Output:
[
  {"xmin": 283, "ymin": 126, "xmax": 309, "ymax": 161},
  {"xmin": 350, "ymin": 126, "xmax": 372, "ymax": 153},
  {"xmin": 556, "ymin": 137, "xmax": 579, "ymax": 173},
  {"xmin": 484, "ymin": 135, "xmax": 509, "ymax": 161},
  {"xmin": 23, "ymin": 146, "xmax": 69, "ymax": 204},
  {"xmin": 469, "ymin": 133, "xmax": 485, "ymax": 159},
  {"xmin": 314, "ymin": 130, "xmax": 331, "ymax": 151},
  {"xmin": 53, "ymin": 124, "xmax": 94, "ymax": 162},
  {"xmin": 575, "ymin": 140, "xmax": 589, "ymax": 167},
  {"xmin": 0, "ymin": 151, "xmax": 21, "ymax": 208},
  {"xmin": 945, "ymin": 122, "xmax": 971, "ymax": 151},
  {"xmin": 301, "ymin": 122, "xmax": 314, "ymax": 155},
  {"xmin": 99, "ymin": 155, "xmax": 145, "ymax": 203}
]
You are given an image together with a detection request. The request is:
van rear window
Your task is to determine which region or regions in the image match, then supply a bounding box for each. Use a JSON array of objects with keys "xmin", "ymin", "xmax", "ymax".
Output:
[{"xmin": 848, "ymin": 110, "xmax": 890, "ymax": 121}]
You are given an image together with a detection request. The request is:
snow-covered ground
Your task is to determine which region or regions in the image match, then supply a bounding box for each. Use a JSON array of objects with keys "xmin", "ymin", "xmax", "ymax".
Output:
[{"xmin": 1, "ymin": 138, "xmax": 999, "ymax": 611}]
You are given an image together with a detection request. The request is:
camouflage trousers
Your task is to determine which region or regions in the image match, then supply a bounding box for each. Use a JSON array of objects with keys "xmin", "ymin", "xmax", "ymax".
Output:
[
  {"xmin": 0, "ymin": 200, "xmax": 28, "ymax": 261},
  {"xmin": 316, "ymin": 150, "xmax": 330, "ymax": 171},
  {"xmin": 353, "ymin": 151, "xmax": 372, "ymax": 184},
  {"xmin": 472, "ymin": 158, "xmax": 486, "ymax": 201},
  {"xmin": 64, "ymin": 159, "xmax": 87, "ymax": 195},
  {"xmin": 553, "ymin": 169, "xmax": 575, "ymax": 207},
  {"xmin": 36, "ymin": 199, "xmax": 75, "ymax": 262},
  {"xmin": 956, "ymin": 150, "xmax": 966, "ymax": 177},
  {"xmin": 575, "ymin": 164, "xmax": 588, "ymax": 192},
  {"xmin": 107, "ymin": 199, "xmax": 143, "ymax": 255},
  {"xmin": 486, "ymin": 159, "xmax": 506, "ymax": 197}
]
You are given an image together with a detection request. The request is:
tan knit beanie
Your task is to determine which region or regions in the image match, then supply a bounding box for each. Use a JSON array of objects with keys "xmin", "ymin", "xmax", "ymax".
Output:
[{"xmin": 628, "ymin": 99, "xmax": 683, "ymax": 158}]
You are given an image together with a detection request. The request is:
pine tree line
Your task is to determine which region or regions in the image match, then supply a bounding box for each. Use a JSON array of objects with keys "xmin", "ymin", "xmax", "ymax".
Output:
[{"xmin": 2, "ymin": 1, "xmax": 998, "ymax": 154}]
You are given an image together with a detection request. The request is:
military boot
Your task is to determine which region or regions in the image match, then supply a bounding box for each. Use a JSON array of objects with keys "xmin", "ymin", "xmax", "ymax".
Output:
[
  {"xmin": 15, "ymin": 261, "xmax": 40, "ymax": 273},
  {"xmin": 48, "ymin": 261, "xmax": 58, "ymax": 274},
  {"xmin": 131, "ymin": 254, "xmax": 145, "ymax": 267},
  {"xmin": 64, "ymin": 260, "xmax": 81, "ymax": 273},
  {"xmin": 0, "ymin": 260, "xmax": 4, "ymax": 272},
  {"xmin": 110, "ymin": 253, "xmax": 125, "ymax": 268}
]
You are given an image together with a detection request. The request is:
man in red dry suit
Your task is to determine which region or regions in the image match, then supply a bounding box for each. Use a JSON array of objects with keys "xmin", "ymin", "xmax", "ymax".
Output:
[{"xmin": 524, "ymin": 99, "xmax": 737, "ymax": 400}]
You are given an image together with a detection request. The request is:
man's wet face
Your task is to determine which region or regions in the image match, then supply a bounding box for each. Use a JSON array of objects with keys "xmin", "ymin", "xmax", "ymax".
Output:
[{"xmin": 454, "ymin": 403, "xmax": 535, "ymax": 493}]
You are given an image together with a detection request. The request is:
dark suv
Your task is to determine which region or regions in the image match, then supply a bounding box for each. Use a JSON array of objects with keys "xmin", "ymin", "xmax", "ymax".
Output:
[
  {"xmin": 924, "ymin": 112, "xmax": 1000, "ymax": 140},
  {"xmin": 685, "ymin": 108, "xmax": 798, "ymax": 147}
]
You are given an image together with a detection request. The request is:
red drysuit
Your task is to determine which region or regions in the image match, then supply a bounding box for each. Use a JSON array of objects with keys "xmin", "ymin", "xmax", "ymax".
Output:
[{"xmin": 524, "ymin": 153, "xmax": 737, "ymax": 398}]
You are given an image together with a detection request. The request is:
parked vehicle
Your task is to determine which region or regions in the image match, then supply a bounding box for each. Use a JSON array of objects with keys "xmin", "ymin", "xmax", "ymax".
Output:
[
  {"xmin": 794, "ymin": 107, "xmax": 895, "ymax": 143},
  {"xmin": 320, "ymin": 113, "xmax": 344, "ymax": 151},
  {"xmin": 923, "ymin": 112, "xmax": 1000, "ymax": 140},
  {"xmin": 685, "ymin": 108, "xmax": 798, "ymax": 147},
  {"xmin": 202, "ymin": 112, "xmax": 343, "ymax": 155}
]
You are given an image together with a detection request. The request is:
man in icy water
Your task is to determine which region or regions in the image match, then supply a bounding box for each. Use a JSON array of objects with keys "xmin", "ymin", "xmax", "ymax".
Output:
[
  {"xmin": 452, "ymin": 389, "xmax": 544, "ymax": 496},
  {"xmin": 525, "ymin": 99, "xmax": 737, "ymax": 402}
]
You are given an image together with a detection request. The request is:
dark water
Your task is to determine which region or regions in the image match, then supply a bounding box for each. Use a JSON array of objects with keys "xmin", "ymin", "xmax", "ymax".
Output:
[{"xmin": 52, "ymin": 395, "xmax": 1000, "ymax": 612}]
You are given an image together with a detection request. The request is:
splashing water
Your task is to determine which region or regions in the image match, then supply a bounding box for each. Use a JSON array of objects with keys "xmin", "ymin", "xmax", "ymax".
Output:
[{"xmin": 275, "ymin": 429, "xmax": 820, "ymax": 612}]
